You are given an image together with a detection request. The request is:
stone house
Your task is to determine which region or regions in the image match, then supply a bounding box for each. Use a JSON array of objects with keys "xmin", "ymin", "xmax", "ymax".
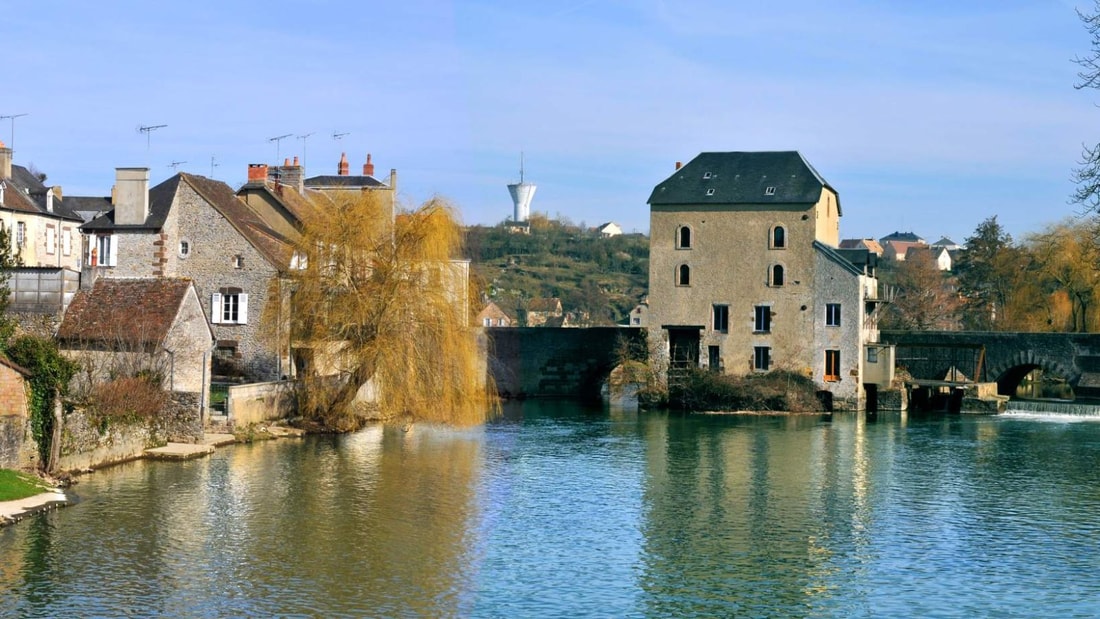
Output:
[
  {"xmin": 0, "ymin": 355, "xmax": 32, "ymax": 469},
  {"xmin": 526, "ymin": 297, "xmax": 563, "ymax": 327},
  {"xmin": 646, "ymin": 151, "xmax": 886, "ymax": 409},
  {"xmin": 80, "ymin": 169, "xmax": 294, "ymax": 382},
  {"xmin": 882, "ymin": 240, "xmax": 927, "ymax": 262},
  {"xmin": 57, "ymin": 278, "xmax": 213, "ymax": 395},
  {"xmin": 905, "ymin": 245, "xmax": 953, "ymax": 271},
  {"xmin": 839, "ymin": 238, "xmax": 884, "ymax": 256},
  {"xmin": 0, "ymin": 141, "xmax": 83, "ymax": 271},
  {"xmin": 477, "ymin": 302, "xmax": 515, "ymax": 327}
]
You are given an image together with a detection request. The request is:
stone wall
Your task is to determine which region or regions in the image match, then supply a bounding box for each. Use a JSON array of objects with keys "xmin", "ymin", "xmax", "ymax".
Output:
[
  {"xmin": 0, "ymin": 414, "xmax": 34, "ymax": 469},
  {"xmin": 228, "ymin": 380, "xmax": 295, "ymax": 427}
]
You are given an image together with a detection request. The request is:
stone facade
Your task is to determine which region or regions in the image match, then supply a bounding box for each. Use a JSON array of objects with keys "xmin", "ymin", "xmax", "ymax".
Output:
[
  {"xmin": 0, "ymin": 360, "xmax": 33, "ymax": 469},
  {"xmin": 646, "ymin": 151, "xmax": 879, "ymax": 409}
]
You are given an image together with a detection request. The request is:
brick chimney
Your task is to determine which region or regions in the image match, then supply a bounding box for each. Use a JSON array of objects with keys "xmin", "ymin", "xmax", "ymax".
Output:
[
  {"xmin": 363, "ymin": 153, "xmax": 375, "ymax": 176},
  {"xmin": 276, "ymin": 156, "xmax": 304, "ymax": 193},
  {"xmin": 0, "ymin": 140, "xmax": 10, "ymax": 180},
  {"xmin": 675, "ymin": 161, "xmax": 682, "ymax": 170},
  {"xmin": 247, "ymin": 163, "xmax": 269, "ymax": 184},
  {"xmin": 338, "ymin": 152, "xmax": 349, "ymax": 176},
  {"xmin": 114, "ymin": 167, "xmax": 150, "ymax": 225}
]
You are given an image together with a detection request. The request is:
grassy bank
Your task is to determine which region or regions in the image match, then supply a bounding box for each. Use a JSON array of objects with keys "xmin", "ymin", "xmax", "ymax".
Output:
[{"xmin": 0, "ymin": 469, "xmax": 49, "ymax": 502}]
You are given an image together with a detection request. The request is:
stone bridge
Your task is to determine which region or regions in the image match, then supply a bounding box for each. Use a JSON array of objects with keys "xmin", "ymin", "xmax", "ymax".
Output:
[
  {"xmin": 486, "ymin": 327, "xmax": 646, "ymax": 399},
  {"xmin": 880, "ymin": 330, "xmax": 1100, "ymax": 398}
]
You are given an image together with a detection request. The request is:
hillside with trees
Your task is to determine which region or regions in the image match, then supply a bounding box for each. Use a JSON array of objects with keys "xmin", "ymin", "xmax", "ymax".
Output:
[{"xmin": 464, "ymin": 214, "xmax": 649, "ymax": 326}]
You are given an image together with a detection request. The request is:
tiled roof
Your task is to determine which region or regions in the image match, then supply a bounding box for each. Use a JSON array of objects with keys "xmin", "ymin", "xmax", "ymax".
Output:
[
  {"xmin": 304, "ymin": 174, "xmax": 387, "ymax": 189},
  {"xmin": 1, "ymin": 165, "xmax": 83, "ymax": 221},
  {"xmin": 58, "ymin": 278, "xmax": 194, "ymax": 347},
  {"xmin": 239, "ymin": 182, "xmax": 328, "ymax": 228},
  {"xmin": 648, "ymin": 151, "xmax": 835, "ymax": 210}
]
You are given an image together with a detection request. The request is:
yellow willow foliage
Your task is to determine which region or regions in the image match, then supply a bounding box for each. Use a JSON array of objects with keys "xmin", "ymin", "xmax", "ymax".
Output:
[{"xmin": 266, "ymin": 191, "xmax": 497, "ymax": 430}]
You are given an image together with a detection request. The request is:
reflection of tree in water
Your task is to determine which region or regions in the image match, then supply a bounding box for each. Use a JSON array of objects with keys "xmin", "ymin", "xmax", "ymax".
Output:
[{"xmin": 638, "ymin": 414, "xmax": 877, "ymax": 616}]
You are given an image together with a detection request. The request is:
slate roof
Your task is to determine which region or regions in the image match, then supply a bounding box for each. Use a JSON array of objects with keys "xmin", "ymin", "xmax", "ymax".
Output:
[
  {"xmin": 304, "ymin": 174, "xmax": 387, "ymax": 189},
  {"xmin": 648, "ymin": 151, "xmax": 837, "ymax": 212},
  {"xmin": 239, "ymin": 181, "xmax": 329, "ymax": 227},
  {"xmin": 879, "ymin": 231, "xmax": 924, "ymax": 244},
  {"xmin": 814, "ymin": 241, "xmax": 864, "ymax": 277},
  {"xmin": 1, "ymin": 164, "xmax": 83, "ymax": 221},
  {"xmin": 82, "ymin": 174, "xmax": 180, "ymax": 231},
  {"xmin": 81, "ymin": 173, "xmax": 294, "ymax": 269},
  {"xmin": 58, "ymin": 278, "xmax": 195, "ymax": 347},
  {"xmin": 64, "ymin": 196, "xmax": 114, "ymax": 223}
]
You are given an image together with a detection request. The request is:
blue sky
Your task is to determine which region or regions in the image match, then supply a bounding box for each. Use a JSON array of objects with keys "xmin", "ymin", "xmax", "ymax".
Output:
[{"xmin": 1, "ymin": 0, "xmax": 1094, "ymax": 243}]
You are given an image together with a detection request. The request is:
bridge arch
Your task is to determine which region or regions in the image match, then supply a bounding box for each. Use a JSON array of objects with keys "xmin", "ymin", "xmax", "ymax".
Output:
[{"xmin": 986, "ymin": 350, "xmax": 1080, "ymax": 397}]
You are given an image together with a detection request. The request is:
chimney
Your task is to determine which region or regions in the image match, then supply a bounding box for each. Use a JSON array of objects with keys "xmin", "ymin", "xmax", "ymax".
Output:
[
  {"xmin": 0, "ymin": 140, "xmax": 10, "ymax": 180},
  {"xmin": 114, "ymin": 167, "xmax": 150, "ymax": 225},
  {"xmin": 293, "ymin": 156, "xmax": 299, "ymax": 166},
  {"xmin": 363, "ymin": 153, "xmax": 375, "ymax": 176},
  {"xmin": 389, "ymin": 168, "xmax": 397, "ymax": 192},
  {"xmin": 46, "ymin": 189, "xmax": 54, "ymax": 212},
  {"xmin": 338, "ymin": 152, "xmax": 349, "ymax": 176},
  {"xmin": 675, "ymin": 161, "xmax": 682, "ymax": 170},
  {"xmin": 51, "ymin": 186, "xmax": 62, "ymax": 200},
  {"xmin": 247, "ymin": 163, "xmax": 269, "ymax": 184},
  {"xmin": 278, "ymin": 158, "xmax": 304, "ymax": 193}
]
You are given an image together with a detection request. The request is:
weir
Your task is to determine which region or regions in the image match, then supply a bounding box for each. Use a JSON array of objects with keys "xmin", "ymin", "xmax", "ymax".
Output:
[{"xmin": 1005, "ymin": 400, "xmax": 1100, "ymax": 417}]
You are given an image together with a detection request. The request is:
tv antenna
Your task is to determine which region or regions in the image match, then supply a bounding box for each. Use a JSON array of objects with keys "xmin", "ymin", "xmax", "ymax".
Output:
[
  {"xmin": 333, "ymin": 131, "xmax": 350, "ymax": 141},
  {"xmin": 168, "ymin": 161, "xmax": 187, "ymax": 171},
  {"xmin": 138, "ymin": 124, "xmax": 167, "ymax": 163},
  {"xmin": 210, "ymin": 155, "xmax": 219, "ymax": 178},
  {"xmin": 297, "ymin": 132, "xmax": 314, "ymax": 168},
  {"xmin": 0, "ymin": 113, "xmax": 28, "ymax": 153},
  {"xmin": 269, "ymin": 133, "xmax": 292, "ymax": 162}
]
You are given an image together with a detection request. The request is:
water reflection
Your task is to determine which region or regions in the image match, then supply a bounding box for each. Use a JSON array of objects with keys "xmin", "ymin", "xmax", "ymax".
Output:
[{"xmin": 4, "ymin": 406, "xmax": 1100, "ymax": 617}]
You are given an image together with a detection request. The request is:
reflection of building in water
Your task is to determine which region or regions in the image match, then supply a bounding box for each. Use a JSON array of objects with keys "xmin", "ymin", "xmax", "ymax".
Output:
[{"xmin": 637, "ymin": 414, "xmax": 896, "ymax": 616}]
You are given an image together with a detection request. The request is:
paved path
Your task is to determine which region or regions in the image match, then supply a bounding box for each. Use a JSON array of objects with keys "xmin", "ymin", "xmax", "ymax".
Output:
[{"xmin": 0, "ymin": 489, "xmax": 68, "ymax": 525}]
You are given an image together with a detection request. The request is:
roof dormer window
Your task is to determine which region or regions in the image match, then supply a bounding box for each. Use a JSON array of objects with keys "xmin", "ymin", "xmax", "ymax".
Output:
[
  {"xmin": 703, "ymin": 172, "xmax": 712, "ymax": 179},
  {"xmin": 765, "ymin": 186, "xmax": 776, "ymax": 196},
  {"xmin": 706, "ymin": 188, "xmax": 715, "ymax": 196}
]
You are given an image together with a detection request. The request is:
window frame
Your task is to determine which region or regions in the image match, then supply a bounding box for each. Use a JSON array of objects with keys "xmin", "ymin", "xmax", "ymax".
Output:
[
  {"xmin": 771, "ymin": 225, "xmax": 786, "ymax": 249},
  {"xmin": 712, "ymin": 304, "xmax": 729, "ymax": 333},
  {"xmin": 826, "ymin": 303, "xmax": 841, "ymax": 327},
  {"xmin": 770, "ymin": 264, "xmax": 785, "ymax": 287},
  {"xmin": 754, "ymin": 346, "xmax": 770, "ymax": 371},
  {"xmin": 825, "ymin": 349, "xmax": 841, "ymax": 382},
  {"xmin": 753, "ymin": 305, "xmax": 771, "ymax": 333},
  {"xmin": 45, "ymin": 224, "xmax": 56, "ymax": 255},
  {"xmin": 211, "ymin": 288, "xmax": 249, "ymax": 325},
  {"xmin": 676, "ymin": 225, "xmax": 693, "ymax": 250},
  {"xmin": 676, "ymin": 264, "xmax": 691, "ymax": 287}
]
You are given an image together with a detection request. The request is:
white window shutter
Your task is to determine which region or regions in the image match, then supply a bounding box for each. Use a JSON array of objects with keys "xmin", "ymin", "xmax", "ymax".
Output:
[
  {"xmin": 211, "ymin": 293, "xmax": 223, "ymax": 324},
  {"xmin": 238, "ymin": 294, "xmax": 249, "ymax": 324},
  {"xmin": 87, "ymin": 235, "xmax": 96, "ymax": 264},
  {"xmin": 107, "ymin": 235, "xmax": 117, "ymax": 267}
]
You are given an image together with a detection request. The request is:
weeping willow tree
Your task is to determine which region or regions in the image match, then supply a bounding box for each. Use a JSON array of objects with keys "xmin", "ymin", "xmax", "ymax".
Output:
[{"xmin": 268, "ymin": 190, "xmax": 496, "ymax": 431}]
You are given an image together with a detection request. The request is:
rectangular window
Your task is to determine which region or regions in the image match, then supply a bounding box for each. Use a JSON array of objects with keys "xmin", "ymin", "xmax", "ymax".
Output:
[
  {"xmin": 754, "ymin": 305, "xmax": 771, "ymax": 333},
  {"xmin": 708, "ymin": 345, "xmax": 721, "ymax": 371},
  {"xmin": 211, "ymin": 291, "xmax": 249, "ymax": 325},
  {"xmin": 825, "ymin": 349, "xmax": 841, "ymax": 382},
  {"xmin": 826, "ymin": 303, "xmax": 841, "ymax": 327},
  {"xmin": 754, "ymin": 346, "xmax": 770, "ymax": 371},
  {"xmin": 15, "ymin": 222, "xmax": 26, "ymax": 248},
  {"xmin": 866, "ymin": 347, "xmax": 879, "ymax": 363},
  {"xmin": 483, "ymin": 318, "xmax": 491, "ymax": 327},
  {"xmin": 45, "ymin": 225, "xmax": 56, "ymax": 255},
  {"xmin": 62, "ymin": 228, "xmax": 72, "ymax": 256},
  {"xmin": 94, "ymin": 234, "xmax": 116, "ymax": 267},
  {"xmin": 712, "ymin": 304, "xmax": 729, "ymax": 333}
]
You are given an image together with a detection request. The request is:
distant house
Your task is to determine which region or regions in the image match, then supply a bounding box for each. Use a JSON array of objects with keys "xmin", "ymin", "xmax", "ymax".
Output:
[
  {"xmin": 628, "ymin": 301, "xmax": 648, "ymax": 327},
  {"xmin": 476, "ymin": 301, "xmax": 515, "ymax": 327},
  {"xmin": 526, "ymin": 297, "xmax": 563, "ymax": 327},
  {"xmin": 882, "ymin": 240, "xmax": 928, "ymax": 261},
  {"xmin": 879, "ymin": 231, "xmax": 925, "ymax": 245},
  {"xmin": 931, "ymin": 236, "xmax": 963, "ymax": 251},
  {"xmin": 596, "ymin": 222, "xmax": 623, "ymax": 237},
  {"xmin": 905, "ymin": 245, "xmax": 953, "ymax": 271},
  {"xmin": 839, "ymin": 238, "xmax": 884, "ymax": 256},
  {"xmin": 58, "ymin": 278, "xmax": 213, "ymax": 396}
]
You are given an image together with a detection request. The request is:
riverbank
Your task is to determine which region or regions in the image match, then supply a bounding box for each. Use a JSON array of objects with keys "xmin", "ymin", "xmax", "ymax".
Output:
[{"xmin": 0, "ymin": 488, "xmax": 69, "ymax": 526}]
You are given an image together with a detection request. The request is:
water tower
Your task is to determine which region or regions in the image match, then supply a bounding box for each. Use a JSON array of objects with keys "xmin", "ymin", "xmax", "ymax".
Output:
[{"xmin": 507, "ymin": 153, "xmax": 536, "ymax": 223}]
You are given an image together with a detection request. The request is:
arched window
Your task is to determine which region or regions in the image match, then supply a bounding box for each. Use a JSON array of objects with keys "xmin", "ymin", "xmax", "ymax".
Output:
[
  {"xmin": 677, "ymin": 264, "xmax": 691, "ymax": 286},
  {"xmin": 678, "ymin": 226, "xmax": 692, "ymax": 249},
  {"xmin": 772, "ymin": 226, "xmax": 785, "ymax": 249},
  {"xmin": 771, "ymin": 264, "xmax": 785, "ymax": 286}
]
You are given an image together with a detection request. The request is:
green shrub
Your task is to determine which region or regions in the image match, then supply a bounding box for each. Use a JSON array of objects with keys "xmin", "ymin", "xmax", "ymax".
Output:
[
  {"xmin": 6, "ymin": 336, "xmax": 78, "ymax": 465},
  {"xmin": 89, "ymin": 376, "xmax": 168, "ymax": 425}
]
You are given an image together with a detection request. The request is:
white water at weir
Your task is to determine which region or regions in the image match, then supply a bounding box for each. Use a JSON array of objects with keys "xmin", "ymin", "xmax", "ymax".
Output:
[{"xmin": 1004, "ymin": 400, "xmax": 1100, "ymax": 419}]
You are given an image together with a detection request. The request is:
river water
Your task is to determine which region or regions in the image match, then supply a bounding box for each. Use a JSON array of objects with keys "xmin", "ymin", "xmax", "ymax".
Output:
[{"xmin": 3, "ymin": 401, "xmax": 1100, "ymax": 618}]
